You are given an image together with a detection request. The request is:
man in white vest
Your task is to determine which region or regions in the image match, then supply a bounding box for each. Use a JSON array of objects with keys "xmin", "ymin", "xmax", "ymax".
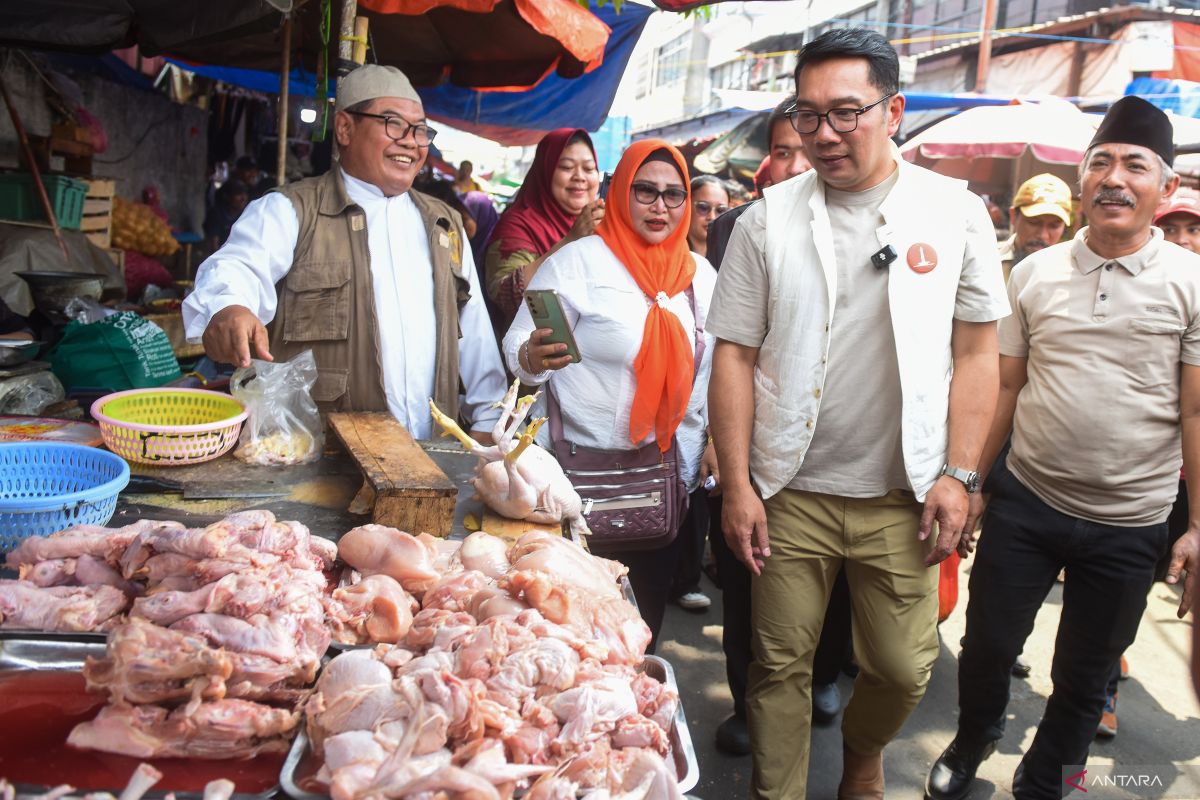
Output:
[{"xmin": 706, "ymin": 28, "xmax": 1009, "ymax": 800}]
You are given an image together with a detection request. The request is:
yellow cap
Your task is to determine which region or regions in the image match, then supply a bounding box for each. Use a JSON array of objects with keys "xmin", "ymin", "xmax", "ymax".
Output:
[{"xmin": 1012, "ymin": 173, "xmax": 1073, "ymax": 226}]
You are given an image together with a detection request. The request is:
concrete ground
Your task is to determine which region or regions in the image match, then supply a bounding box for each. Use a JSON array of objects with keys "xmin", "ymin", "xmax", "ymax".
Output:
[{"xmin": 658, "ymin": 557, "xmax": 1200, "ymax": 799}]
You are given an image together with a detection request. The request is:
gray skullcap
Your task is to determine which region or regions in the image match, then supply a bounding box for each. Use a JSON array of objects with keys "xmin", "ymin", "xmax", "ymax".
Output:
[{"xmin": 335, "ymin": 65, "xmax": 421, "ymax": 114}]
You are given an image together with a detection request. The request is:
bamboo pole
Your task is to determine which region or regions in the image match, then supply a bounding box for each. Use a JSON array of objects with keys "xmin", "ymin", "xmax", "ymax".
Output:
[
  {"xmin": 974, "ymin": 0, "xmax": 999, "ymax": 93},
  {"xmin": 0, "ymin": 74, "xmax": 70, "ymax": 263},
  {"xmin": 353, "ymin": 16, "xmax": 369, "ymax": 66},
  {"xmin": 277, "ymin": 14, "xmax": 293, "ymax": 188}
]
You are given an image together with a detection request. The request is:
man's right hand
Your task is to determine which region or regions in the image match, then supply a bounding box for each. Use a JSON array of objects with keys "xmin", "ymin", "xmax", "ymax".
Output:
[
  {"xmin": 722, "ymin": 483, "xmax": 770, "ymax": 576},
  {"xmin": 202, "ymin": 305, "xmax": 273, "ymax": 368}
]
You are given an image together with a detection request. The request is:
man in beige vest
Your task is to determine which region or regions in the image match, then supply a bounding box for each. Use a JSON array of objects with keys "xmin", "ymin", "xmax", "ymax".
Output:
[{"xmin": 183, "ymin": 66, "xmax": 506, "ymax": 441}]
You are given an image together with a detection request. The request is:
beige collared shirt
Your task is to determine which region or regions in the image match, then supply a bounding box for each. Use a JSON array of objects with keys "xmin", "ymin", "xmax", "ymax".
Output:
[{"xmin": 999, "ymin": 226, "xmax": 1200, "ymax": 525}]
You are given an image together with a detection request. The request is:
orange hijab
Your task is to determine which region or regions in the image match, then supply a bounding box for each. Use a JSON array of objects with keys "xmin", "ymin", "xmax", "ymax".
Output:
[{"xmin": 596, "ymin": 139, "xmax": 697, "ymax": 452}]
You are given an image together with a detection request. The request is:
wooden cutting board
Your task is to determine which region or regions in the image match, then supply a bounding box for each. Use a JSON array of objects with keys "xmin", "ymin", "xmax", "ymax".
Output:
[
  {"xmin": 479, "ymin": 509, "xmax": 562, "ymax": 541},
  {"xmin": 328, "ymin": 412, "xmax": 457, "ymax": 537}
]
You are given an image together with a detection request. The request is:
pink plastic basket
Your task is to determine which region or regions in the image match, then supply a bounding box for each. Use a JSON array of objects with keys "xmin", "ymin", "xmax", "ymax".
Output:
[{"xmin": 90, "ymin": 388, "xmax": 248, "ymax": 466}]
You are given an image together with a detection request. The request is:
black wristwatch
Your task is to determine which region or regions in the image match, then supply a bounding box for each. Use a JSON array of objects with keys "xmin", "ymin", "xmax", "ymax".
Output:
[{"xmin": 941, "ymin": 464, "xmax": 981, "ymax": 494}]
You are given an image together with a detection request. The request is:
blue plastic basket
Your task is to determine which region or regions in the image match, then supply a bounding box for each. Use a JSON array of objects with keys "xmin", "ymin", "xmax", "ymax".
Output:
[{"xmin": 0, "ymin": 442, "xmax": 130, "ymax": 553}]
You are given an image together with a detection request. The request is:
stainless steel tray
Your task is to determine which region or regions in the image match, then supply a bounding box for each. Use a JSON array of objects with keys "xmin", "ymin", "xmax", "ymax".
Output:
[
  {"xmin": 280, "ymin": 653, "xmax": 698, "ymax": 798},
  {"xmin": 0, "ymin": 632, "xmax": 281, "ymax": 800}
]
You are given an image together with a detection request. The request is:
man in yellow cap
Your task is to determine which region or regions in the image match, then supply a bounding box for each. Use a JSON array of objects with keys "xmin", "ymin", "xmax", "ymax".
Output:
[
  {"xmin": 998, "ymin": 173, "xmax": 1073, "ymax": 281},
  {"xmin": 184, "ymin": 65, "xmax": 506, "ymax": 442}
]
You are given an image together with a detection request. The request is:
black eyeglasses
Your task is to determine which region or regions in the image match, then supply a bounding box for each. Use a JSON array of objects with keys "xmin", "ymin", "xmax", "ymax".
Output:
[
  {"xmin": 632, "ymin": 182, "xmax": 688, "ymax": 208},
  {"xmin": 346, "ymin": 111, "xmax": 438, "ymax": 146},
  {"xmin": 786, "ymin": 94, "xmax": 894, "ymax": 135},
  {"xmin": 694, "ymin": 200, "xmax": 729, "ymax": 217}
]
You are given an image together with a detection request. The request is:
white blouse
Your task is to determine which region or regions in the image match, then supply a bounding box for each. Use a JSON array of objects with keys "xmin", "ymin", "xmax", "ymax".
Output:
[{"xmin": 502, "ymin": 235, "xmax": 716, "ymax": 491}]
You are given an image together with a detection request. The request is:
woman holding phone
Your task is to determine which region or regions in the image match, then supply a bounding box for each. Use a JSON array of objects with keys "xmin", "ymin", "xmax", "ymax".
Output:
[
  {"xmin": 502, "ymin": 140, "xmax": 717, "ymax": 650},
  {"xmin": 483, "ymin": 128, "xmax": 606, "ymax": 334}
]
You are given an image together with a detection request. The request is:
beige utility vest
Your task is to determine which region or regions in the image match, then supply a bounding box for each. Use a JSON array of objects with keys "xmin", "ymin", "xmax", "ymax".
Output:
[{"xmin": 269, "ymin": 170, "xmax": 470, "ymax": 420}]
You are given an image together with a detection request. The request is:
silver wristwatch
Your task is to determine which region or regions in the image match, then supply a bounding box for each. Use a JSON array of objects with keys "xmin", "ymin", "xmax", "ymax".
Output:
[{"xmin": 941, "ymin": 464, "xmax": 981, "ymax": 494}]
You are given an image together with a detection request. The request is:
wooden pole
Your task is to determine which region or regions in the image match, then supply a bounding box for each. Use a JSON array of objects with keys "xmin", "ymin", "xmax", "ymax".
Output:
[
  {"xmin": 974, "ymin": 0, "xmax": 999, "ymax": 93},
  {"xmin": 277, "ymin": 14, "xmax": 293, "ymax": 188},
  {"xmin": 338, "ymin": 0, "xmax": 359, "ymax": 76},
  {"xmin": 0, "ymin": 74, "xmax": 69, "ymax": 262}
]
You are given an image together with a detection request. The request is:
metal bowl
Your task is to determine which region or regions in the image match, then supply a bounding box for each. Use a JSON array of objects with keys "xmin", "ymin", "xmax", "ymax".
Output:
[
  {"xmin": 0, "ymin": 340, "xmax": 42, "ymax": 367},
  {"xmin": 15, "ymin": 271, "xmax": 105, "ymax": 320}
]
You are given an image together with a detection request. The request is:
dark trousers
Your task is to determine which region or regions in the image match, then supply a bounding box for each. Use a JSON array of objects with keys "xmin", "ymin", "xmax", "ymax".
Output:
[
  {"xmin": 957, "ymin": 468, "xmax": 1167, "ymax": 799},
  {"xmin": 597, "ymin": 518, "xmax": 687, "ymax": 655},
  {"xmin": 708, "ymin": 492, "xmax": 853, "ymax": 719},
  {"xmin": 671, "ymin": 487, "xmax": 710, "ymax": 597}
]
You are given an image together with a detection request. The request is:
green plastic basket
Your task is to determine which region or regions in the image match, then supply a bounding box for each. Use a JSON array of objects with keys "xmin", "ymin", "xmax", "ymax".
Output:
[{"xmin": 0, "ymin": 173, "xmax": 88, "ymax": 230}]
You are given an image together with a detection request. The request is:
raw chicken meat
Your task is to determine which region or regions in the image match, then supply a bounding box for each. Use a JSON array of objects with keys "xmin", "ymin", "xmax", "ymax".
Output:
[
  {"xmin": 0, "ymin": 581, "xmax": 128, "ymax": 631},
  {"xmin": 325, "ymin": 574, "xmax": 417, "ymax": 644},
  {"xmin": 66, "ymin": 698, "xmax": 298, "ymax": 759},
  {"xmin": 338, "ymin": 524, "xmax": 440, "ymax": 593},
  {"xmin": 420, "ymin": 569, "xmax": 491, "ymax": 613},
  {"xmin": 5, "ymin": 521, "xmax": 176, "ymax": 568},
  {"xmin": 431, "ymin": 379, "xmax": 589, "ymax": 536},
  {"xmin": 83, "ymin": 618, "xmax": 234, "ymax": 706},
  {"xmin": 458, "ymin": 531, "xmax": 510, "ymax": 579},
  {"xmin": 508, "ymin": 531, "xmax": 627, "ymax": 600}
]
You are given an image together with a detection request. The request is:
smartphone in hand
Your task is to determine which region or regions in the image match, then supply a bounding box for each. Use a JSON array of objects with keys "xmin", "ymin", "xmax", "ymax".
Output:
[
  {"xmin": 525, "ymin": 289, "xmax": 582, "ymax": 363},
  {"xmin": 598, "ymin": 172, "xmax": 612, "ymax": 201}
]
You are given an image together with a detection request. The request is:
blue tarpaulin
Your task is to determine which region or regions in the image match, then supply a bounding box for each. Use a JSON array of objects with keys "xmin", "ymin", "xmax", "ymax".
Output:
[
  {"xmin": 1126, "ymin": 76, "xmax": 1200, "ymax": 118},
  {"xmin": 902, "ymin": 93, "xmax": 1018, "ymax": 111},
  {"xmin": 168, "ymin": 1, "xmax": 653, "ymax": 146}
]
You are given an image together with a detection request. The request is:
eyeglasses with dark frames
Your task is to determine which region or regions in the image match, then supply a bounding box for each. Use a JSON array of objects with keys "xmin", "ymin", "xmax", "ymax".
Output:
[
  {"xmin": 693, "ymin": 200, "xmax": 729, "ymax": 217},
  {"xmin": 631, "ymin": 182, "xmax": 688, "ymax": 208},
  {"xmin": 346, "ymin": 111, "xmax": 438, "ymax": 146},
  {"xmin": 786, "ymin": 94, "xmax": 895, "ymax": 136}
]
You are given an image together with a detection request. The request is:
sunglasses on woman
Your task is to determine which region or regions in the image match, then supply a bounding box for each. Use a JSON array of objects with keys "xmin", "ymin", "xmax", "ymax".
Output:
[{"xmin": 631, "ymin": 181, "xmax": 688, "ymax": 209}]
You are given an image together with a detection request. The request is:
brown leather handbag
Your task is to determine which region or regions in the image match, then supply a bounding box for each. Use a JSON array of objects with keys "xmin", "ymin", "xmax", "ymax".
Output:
[{"xmin": 544, "ymin": 287, "xmax": 704, "ymax": 552}]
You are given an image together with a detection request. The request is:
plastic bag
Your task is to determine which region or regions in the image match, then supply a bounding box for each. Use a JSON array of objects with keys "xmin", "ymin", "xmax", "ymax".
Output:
[
  {"xmin": 231, "ymin": 350, "xmax": 323, "ymax": 466},
  {"xmin": 63, "ymin": 296, "xmax": 117, "ymax": 324},
  {"xmin": 47, "ymin": 311, "xmax": 181, "ymax": 392},
  {"xmin": 0, "ymin": 371, "xmax": 64, "ymax": 415}
]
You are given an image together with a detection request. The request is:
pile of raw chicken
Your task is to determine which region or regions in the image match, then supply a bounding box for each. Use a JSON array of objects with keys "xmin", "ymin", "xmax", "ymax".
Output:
[
  {"xmin": 3, "ymin": 511, "xmax": 338, "ymax": 759},
  {"xmin": 2, "ymin": 515, "xmax": 688, "ymax": 799},
  {"xmin": 318, "ymin": 525, "xmax": 682, "ymax": 799}
]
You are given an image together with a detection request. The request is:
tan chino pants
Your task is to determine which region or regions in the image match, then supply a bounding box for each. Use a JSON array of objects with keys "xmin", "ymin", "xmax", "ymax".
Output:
[{"xmin": 747, "ymin": 488, "xmax": 940, "ymax": 800}]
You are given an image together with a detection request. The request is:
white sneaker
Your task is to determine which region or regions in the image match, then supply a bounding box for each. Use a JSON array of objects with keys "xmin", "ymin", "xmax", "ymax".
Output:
[{"xmin": 676, "ymin": 591, "xmax": 711, "ymax": 610}]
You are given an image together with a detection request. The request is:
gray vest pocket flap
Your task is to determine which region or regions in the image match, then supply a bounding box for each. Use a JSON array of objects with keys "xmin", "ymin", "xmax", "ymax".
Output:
[
  {"xmin": 313, "ymin": 367, "xmax": 350, "ymax": 404},
  {"xmin": 283, "ymin": 260, "xmax": 352, "ymax": 342}
]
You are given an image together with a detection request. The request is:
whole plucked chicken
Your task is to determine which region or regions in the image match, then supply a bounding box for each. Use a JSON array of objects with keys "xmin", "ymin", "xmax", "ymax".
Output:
[{"xmin": 430, "ymin": 380, "xmax": 589, "ymax": 537}]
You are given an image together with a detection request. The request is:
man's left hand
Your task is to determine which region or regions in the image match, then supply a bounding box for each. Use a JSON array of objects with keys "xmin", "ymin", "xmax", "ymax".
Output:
[
  {"xmin": 1166, "ymin": 527, "xmax": 1199, "ymax": 618},
  {"xmin": 920, "ymin": 475, "xmax": 969, "ymax": 566},
  {"xmin": 470, "ymin": 430, "xmax": 495, "ymax": 447}
]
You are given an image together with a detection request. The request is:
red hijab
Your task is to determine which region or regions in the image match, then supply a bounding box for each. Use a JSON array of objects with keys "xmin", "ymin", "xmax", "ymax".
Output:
[
  {"xmin": 487, "ymin": 128, "xmax": 596, "ymax": 260},
  {"xmin": 596, "ymin": 139, "xmax": 696, "ymax": 452}
]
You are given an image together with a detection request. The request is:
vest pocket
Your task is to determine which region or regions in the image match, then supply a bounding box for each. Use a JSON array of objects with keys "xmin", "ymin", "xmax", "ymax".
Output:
[
  {"xmin": 313, "ymin": 368, "xmax": 349, "ymax": 405},
  {"xmin": 282, "ymin": 260, "xmax": 352, "ymax": 342}
]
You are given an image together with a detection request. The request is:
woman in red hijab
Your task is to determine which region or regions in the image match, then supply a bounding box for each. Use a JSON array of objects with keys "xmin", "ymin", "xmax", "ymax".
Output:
[
  {"xmin": 501, "ymin": 140, "xmax": 718, "ymax": 649},
  {"xmin": 483, "ymin": 128, "xmax": 604, "ymax": 333}
]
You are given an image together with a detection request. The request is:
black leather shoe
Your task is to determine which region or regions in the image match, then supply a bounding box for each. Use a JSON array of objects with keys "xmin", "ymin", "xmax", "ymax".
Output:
[
  {"xmin": 1011, "ymin": 654, "xmax": 1032, "ymax": 679},
  {"xmin": 715, "ymin": 714, "xmax": 751, "ymax": 756},
  {"xmin": 812, "ymin": 681, "xmax": 842, "ymax": 724},
  {"xmin": 925, "ymin": 738, "xmax": 996, "ymax": 800}
]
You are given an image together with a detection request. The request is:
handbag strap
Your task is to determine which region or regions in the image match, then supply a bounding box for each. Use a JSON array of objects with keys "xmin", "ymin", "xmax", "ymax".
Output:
[{"xmin": 547, "ymin": 284, "xmax": 704, "ymax": 444}]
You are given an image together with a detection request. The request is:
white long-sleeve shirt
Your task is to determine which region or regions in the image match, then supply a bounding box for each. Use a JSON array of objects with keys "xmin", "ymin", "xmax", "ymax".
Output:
[
  {"xmin": 182, "ymin": 170, "xmax": 506, "ymax": 437},
  {"xmin": 501, "ymin": 235, "xmax": 716, "ymax": 491}
]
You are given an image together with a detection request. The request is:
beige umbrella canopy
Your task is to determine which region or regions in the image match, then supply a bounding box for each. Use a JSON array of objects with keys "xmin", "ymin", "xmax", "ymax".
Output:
[{"xmin": 899, "ymin": 101, "xmax": 1097, "ymax": 196}]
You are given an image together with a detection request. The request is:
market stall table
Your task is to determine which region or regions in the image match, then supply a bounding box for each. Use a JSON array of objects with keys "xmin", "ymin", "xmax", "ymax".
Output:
[{"xmin": 110, "ymin": 439, "xmax": 486, "ymax": 541}]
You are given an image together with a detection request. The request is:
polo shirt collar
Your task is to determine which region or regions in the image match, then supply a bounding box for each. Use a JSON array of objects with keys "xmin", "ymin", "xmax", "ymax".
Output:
[{"xmin": 1070, "ymin": 226, "xmax": 1162, "ymax": 276}]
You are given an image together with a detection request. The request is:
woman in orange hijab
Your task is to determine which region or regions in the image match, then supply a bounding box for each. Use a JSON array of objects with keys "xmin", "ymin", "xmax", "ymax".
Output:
[{"xmin": 502, "ymin": 140, "xmax": 718, "ymax": 648}]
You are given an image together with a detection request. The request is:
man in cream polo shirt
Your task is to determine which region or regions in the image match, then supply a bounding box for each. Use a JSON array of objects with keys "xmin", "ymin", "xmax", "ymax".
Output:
[
  {"xmin": 926, "ymin": 96, "xmax": 1200, "ymax": 800},
  {"xmin": 706, "ymin": 28, "xmax": 1009, "ymax": 800}
]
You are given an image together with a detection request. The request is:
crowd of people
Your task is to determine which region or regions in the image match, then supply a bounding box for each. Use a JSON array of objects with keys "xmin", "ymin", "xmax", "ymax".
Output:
[{"xmin": 181, "ymin": 29, "xmax": 1200, "ymax": 800}]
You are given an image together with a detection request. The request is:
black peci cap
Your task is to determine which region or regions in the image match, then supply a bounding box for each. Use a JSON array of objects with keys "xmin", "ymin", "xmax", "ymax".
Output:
[{"xmin": 1088, "ymin": 96, "xmax": 1174, "ymax": 166}]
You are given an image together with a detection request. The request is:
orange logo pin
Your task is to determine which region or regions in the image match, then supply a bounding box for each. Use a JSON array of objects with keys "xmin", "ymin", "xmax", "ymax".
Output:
[{"xmin": 907, "ymin": 243, "xmax": 937, "ymax": 274}]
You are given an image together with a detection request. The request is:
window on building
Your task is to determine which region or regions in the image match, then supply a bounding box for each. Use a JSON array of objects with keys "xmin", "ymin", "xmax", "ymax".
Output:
[
  {"xmin": 710, "ymin": 57, "xmax": 751, "ymax": 91},
  {"xmin": 654, "ymin": 33, "xmax": 689, "ymax": 89},
  {"xmin": 635, "ymin": 52, "xmax": 654, "ymax": 99},
  {"xmin": 811, "ymin": 3, "xmax": 879, "ymax": 39}
]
